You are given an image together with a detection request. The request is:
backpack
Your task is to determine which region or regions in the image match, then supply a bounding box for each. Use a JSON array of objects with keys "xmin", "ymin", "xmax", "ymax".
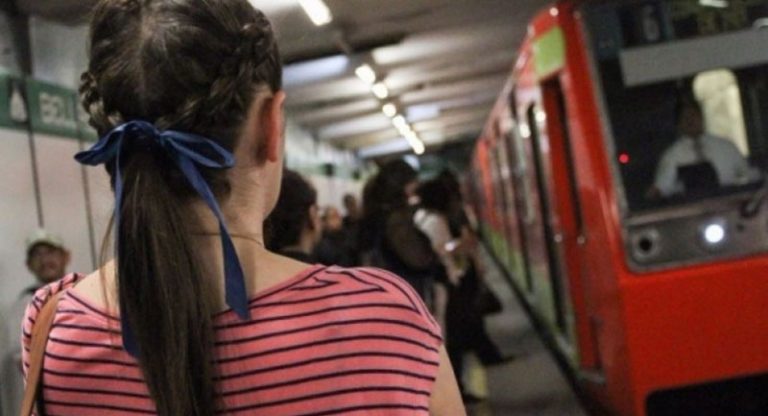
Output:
[{"xmin": 370, "ymin": 206, "xmax": 441, "ymax": 278}]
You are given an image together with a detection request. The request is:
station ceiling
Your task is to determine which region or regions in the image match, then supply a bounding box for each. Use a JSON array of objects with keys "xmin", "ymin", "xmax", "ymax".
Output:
[{"xmin": 16, "ymin": 0, "xmax": 551, "ymax": 157}]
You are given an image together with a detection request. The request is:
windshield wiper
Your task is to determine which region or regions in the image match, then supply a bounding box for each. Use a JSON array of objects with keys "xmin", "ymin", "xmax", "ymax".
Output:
[{"xmin": 741, "ymin": 177, "xmax": 768, "ymax": 218}]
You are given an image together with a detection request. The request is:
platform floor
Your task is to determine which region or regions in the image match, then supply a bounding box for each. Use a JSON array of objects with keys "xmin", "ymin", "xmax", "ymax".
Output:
[{"xmin": 466, "ymin": 249, "xmax": 588, "ymax": 416}]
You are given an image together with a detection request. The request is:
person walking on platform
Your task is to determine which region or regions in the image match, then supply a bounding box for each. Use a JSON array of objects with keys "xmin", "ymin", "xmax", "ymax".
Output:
[
  {"xmin": 17, "ymin": 1, "xmax": 463, "ymax": 415},
  {"xmin": 1, "ymin": 229, "xmax": 70, "ymax": 416},
  {"xmin": 264, "ymin": 169, "xmax": 322, "ymax": 263},
  {"xmin": 417, "ymin": 174, "xmax": 509, "ymax": 403}
]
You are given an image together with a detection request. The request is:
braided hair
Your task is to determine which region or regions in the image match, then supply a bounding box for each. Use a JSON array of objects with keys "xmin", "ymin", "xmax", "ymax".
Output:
[{"xmin": 79, "ymin": 1, "xmax": 281, "ymax": 415}]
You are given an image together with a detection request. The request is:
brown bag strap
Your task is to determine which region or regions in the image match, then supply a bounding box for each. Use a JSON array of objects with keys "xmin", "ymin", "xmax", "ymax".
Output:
[{"xmin": 20, "ymin": 290, "xmax": 65, "ymax": 416}]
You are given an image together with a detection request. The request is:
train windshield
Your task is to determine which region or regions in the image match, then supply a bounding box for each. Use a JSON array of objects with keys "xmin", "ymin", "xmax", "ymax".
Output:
[{"xmin": 583, "ymin": 0, "xmax": 768, "ymax": 212}]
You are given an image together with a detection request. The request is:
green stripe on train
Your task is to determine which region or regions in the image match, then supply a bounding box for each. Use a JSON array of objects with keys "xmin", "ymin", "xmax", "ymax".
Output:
[{"xmin": 534, "ymin": 26, "xmax": 566, "ymax": 79}]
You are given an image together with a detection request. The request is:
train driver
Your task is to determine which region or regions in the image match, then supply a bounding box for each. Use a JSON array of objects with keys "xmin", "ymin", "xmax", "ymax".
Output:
[{"xmin": 650, "ymin": 100, "xmax": 760, "ymax": 198}]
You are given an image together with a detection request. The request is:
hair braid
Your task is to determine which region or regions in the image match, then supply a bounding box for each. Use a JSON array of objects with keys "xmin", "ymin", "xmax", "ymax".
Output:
[{"xmin": 79, "ymin": 71, "xmax": 125, "ymax": 134}]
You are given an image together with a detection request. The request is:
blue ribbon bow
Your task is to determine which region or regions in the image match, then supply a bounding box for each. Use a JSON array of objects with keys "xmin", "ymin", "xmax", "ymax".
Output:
[{"xmin": 75, "ymin": 120, "xmax": 249, "ymax": 357}]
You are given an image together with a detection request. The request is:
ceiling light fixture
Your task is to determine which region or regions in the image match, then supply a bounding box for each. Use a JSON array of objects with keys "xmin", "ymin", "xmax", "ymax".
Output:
[
  {"xmin": 298, "ymin": 0, "xmax": 333, "ymax": 26},
  {"xmin": 404, "ymin": 131, "xmax": 425, "ymax": 155},
  {"xmin": 392, "ymin": 115, "xmax": 408, "ymax": 129},
  {"xmin": 355, "ymin": 64, "xmax": 377, "ymax": 85},
  {"xmin": 372, "ymin": 82, "xmax": 389, "ymax": 99},
  {"xmin": 382, "ymin": 103, "xmax": 397, "ymax": 118},
  {"xmin": 397, "ymin": 126, "xmax": 412, "ymax": 137},
  {"xmin": 699, "ymin": 0, "xmax": 728, "ymax": 8}
]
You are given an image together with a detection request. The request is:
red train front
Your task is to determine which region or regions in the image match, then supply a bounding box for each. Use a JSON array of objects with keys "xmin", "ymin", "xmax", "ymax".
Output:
[{"xmin": 470, "ymin": 0, "xmax": 768, "ymax": 414}]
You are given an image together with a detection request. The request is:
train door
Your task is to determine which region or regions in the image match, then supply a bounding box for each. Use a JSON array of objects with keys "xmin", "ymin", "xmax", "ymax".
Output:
[
  {"xmin": 524, "ymin": 102, "xmax": 571, "ymax": 337},
  {"xmin": 487, "ymin": 138, "xmax": 506, "ymax": 263},
  {"xmin": 492, "ymin": 123, "xmax": 518, "ymax": 274},
  {"xmin": 502, "ymin": 100, "xmax": 536, "ymax": 293},
  {"xmin": 541, "ymin": 78, "xmax": 602, "ymax": 376}
]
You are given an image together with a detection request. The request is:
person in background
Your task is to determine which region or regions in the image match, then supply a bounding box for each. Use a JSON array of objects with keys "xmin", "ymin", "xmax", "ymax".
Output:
[
  {"xmin": 418, "ymin": 175, "xmax": 509, "ymax": 403},
  {"xmin": 651, "ymin": 100, "xmax": 760, "ymax": 198},
  {"xmin": 1, "ymin": 229, "xmax": 69, "ymax": 416},
  {"xmin": 413, "ymin": 179, "xmax": 464, "ymax": 329},
  {"xmin": 264, "ymin": 169, "xmax": 322, "ymax": 263},
  {"xmin": 314, "ymin": 206, "xmax": 354, "ymax": 267},
  {"xmin": 360, "ymin": 160, "xmax": 441, "ymax": 307},
  {"xmin": 341, "ymin": 193, "xmax": 363, "ymax": 266}
]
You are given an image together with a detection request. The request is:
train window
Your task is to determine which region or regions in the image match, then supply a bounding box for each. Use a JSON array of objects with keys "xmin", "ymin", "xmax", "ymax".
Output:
[{"xmin": 583, "ymin": 0, "xmax": 768, "ymax": 212}]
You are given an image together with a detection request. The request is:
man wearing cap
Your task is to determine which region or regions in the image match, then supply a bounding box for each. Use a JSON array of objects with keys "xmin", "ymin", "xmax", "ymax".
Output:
[{"xmin": 1, "ymin": 229, "xmax": 70, "ymax": 416}]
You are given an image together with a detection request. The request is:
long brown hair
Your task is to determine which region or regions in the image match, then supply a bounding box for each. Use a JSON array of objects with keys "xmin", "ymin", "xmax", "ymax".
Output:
[{"xmin": 80, "ymin": 1, "xmax": 281, "ymax": 415}]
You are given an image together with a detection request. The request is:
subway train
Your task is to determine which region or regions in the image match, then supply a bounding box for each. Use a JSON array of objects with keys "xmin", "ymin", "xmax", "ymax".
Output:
[{"xmin": 469, "ymin": 0, "xmax": 768, "ymax": 415}]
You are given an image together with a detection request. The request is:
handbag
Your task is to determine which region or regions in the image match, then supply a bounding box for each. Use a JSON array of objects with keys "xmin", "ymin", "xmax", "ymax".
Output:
[
  {"xmin": 474, "ymin": 280, "xmax": 503, "ymax": 316},
  {"xmin": 462, "ymin": 262, "xmax": 502, "ymax": 316},
  {"xmin": 19, "ymin": 291, "xmax": 64, "ymax": 416}
]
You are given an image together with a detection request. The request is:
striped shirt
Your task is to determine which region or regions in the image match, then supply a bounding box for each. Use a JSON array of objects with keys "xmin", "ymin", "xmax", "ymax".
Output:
[{"xmin": 22, "ymin": 265, "xmax": 443, "ymax": 415}]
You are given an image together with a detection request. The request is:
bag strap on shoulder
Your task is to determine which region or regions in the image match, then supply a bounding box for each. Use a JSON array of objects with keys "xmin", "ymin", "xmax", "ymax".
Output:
[{"xmin": 20, "ymin": 290, "xmax": 65, "ymax": 416}]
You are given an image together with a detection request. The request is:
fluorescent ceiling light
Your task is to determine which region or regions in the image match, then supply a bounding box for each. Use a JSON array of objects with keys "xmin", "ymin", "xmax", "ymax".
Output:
[
  {"xmin": 397, "ymin": 126, "xmax": 412, "ymax": 136},
  {"xmin": 355, "ymin": 64, "xmax": 377, "ymax": 85},
  {"xmin": 372, "ymin": 82, "xmax": 389, "ymax": 99},
  {"xmin": 392, "ymin": 115, "xmax": 408, "ymax": 129},
  {"xmin": 358, "ymin": 139, "xmax": 412, "ymax": 159},
  {"xmin": 699, "ymin": 0, "xmax": 728, "ymax": 8},
  {"xmin": 404, "ymin": 132, "xmax": 425, "ymax": 155},
  {"xmin": 382, "ymin": 103, "xmax": 397, "ymax": 118},
  {"xmin": 299, "ymin": 0, "xmax": 333, "ymax": 26}
]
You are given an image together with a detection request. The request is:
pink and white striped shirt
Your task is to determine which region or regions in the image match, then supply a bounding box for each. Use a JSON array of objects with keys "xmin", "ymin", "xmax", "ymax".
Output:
[{"xmin": 22, "ymin": 265, "xmax": 442, "ymax": 415}]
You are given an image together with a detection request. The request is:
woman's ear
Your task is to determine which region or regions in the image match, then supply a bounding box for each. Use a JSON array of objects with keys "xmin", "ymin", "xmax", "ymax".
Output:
[{"xmin": 261, "ymin": 90, "xmax": 286, "ymax": 163}]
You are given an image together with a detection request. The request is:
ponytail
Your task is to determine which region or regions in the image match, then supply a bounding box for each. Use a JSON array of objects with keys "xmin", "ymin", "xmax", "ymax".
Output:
[{"xmin": 113, "ymin": 151, "xmax": 217, "ymax": 415}]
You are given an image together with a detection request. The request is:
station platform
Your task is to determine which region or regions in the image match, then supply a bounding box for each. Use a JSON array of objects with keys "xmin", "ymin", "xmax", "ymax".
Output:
[{"xmin": 467, "ymin": 248, "xmax": 588, "ymax": 416}]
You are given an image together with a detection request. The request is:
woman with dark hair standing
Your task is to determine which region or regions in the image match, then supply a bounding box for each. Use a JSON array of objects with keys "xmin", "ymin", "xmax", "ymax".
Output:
[
  {"xmin": 20, "ymin": 1, "xmax": 463, "ymax": 415},
  {"xmin": 360, "ymin": 160, "xmax": 441, "ymax": 306}
]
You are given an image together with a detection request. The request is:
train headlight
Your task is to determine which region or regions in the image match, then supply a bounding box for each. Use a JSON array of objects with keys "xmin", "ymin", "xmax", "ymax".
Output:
[
  {"xmin": 703, "ymin": 224, "xmax": 725, "ymax": 244},
  {"xmin": 701, "ymin": 220, "xmax": 727, "ymax": 248}
]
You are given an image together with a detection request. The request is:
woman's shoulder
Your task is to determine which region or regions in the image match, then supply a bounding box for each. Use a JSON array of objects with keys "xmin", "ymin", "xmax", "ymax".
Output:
[
  {"xmin": 21, "ymin": 274, "xmax": 85, "ymax": 355},
  {"xmin": 320, "ymin": 266, "xmax": 441, "ymax": 334},
  {"xmin": 24, "ymin": 274, "xmax": 83, "ymax": 318},
  {"xmin": 323, "ymin": 266, "xmax": 420, "ymax": 298}
]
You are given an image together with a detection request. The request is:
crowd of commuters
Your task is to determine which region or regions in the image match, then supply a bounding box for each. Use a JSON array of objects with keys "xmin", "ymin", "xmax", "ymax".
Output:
[
  {"xmin": 360, "ymin": 161, "xmax": 510, "ymax": 402},
  {"xmin": 268, "ymin": 160, "xmax": 511, "ymax": 403}
]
